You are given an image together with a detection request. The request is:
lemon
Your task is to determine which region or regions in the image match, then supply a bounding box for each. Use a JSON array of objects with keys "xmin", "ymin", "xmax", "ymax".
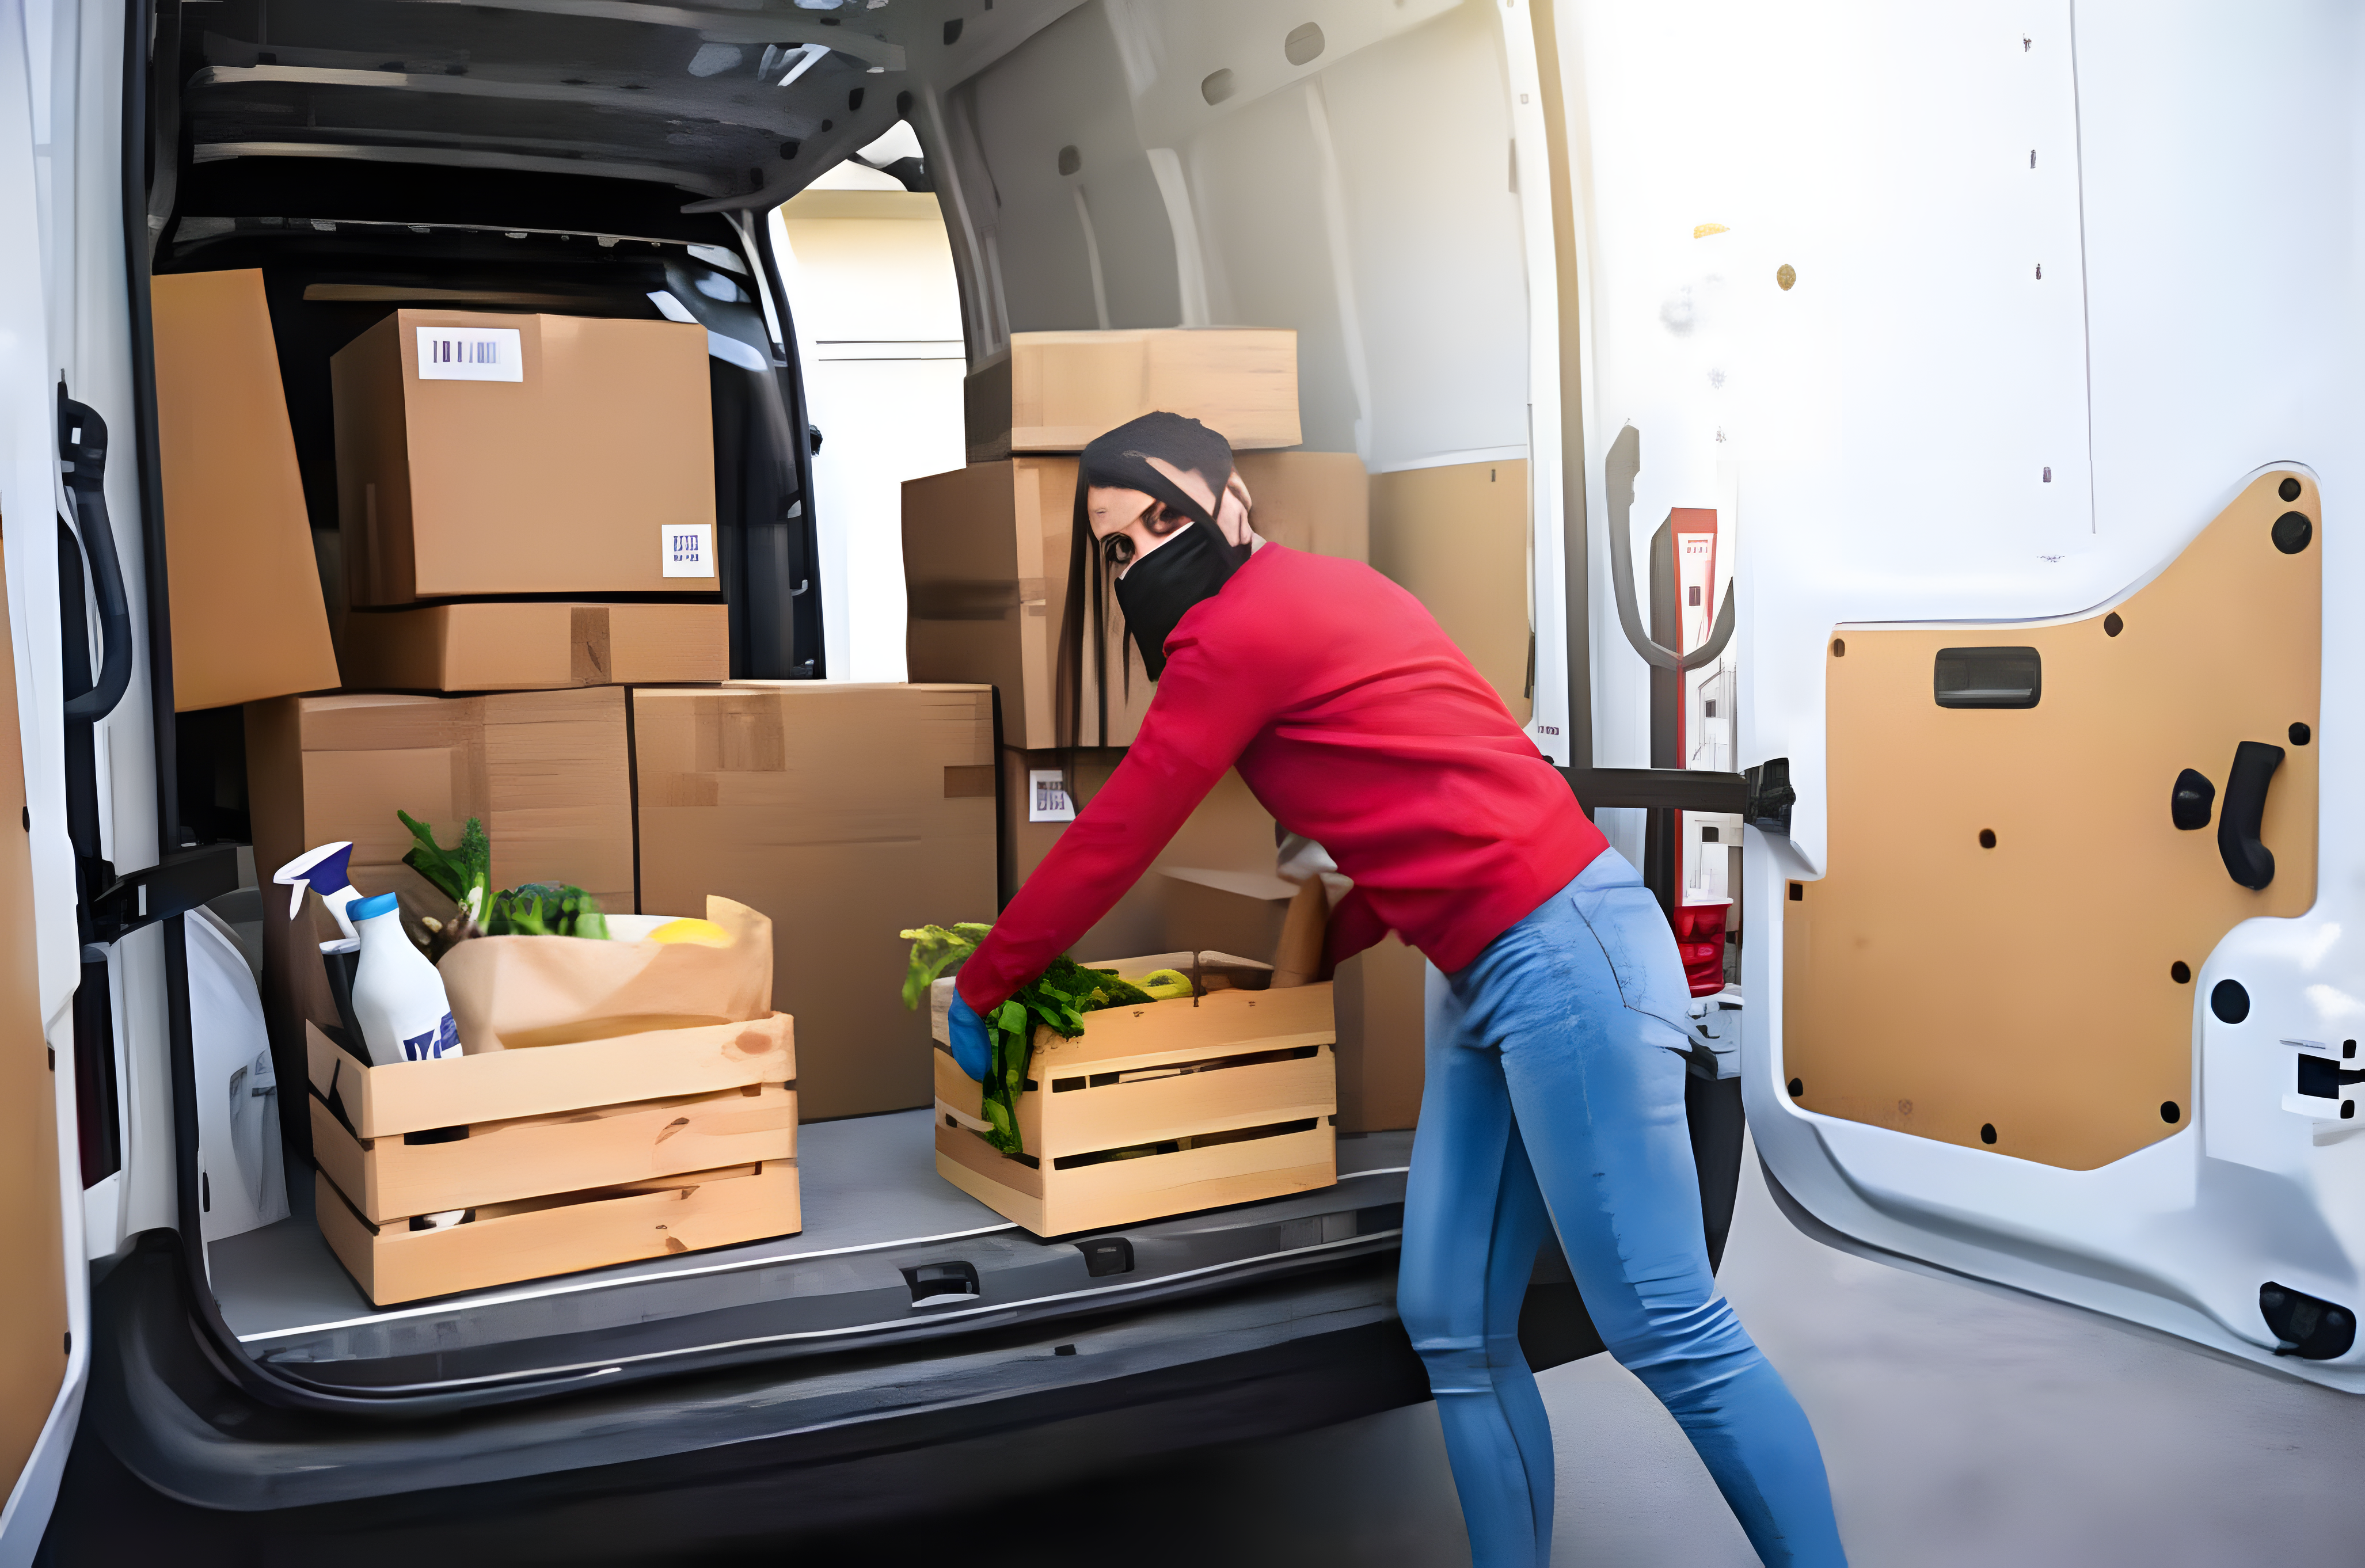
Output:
[
  {"xmin": 648, "ymin": 918, "xmax": 732, "ymax": 947},
  {"xmin": 1138, "ymin": 969, "xmax": 1193, "ymax": 1001}
]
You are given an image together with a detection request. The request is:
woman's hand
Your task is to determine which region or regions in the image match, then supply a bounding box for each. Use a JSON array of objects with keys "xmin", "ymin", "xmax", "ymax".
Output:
[{"xmin": 947, "ymin": 991, "xmax": 993, "ymax": 1082}]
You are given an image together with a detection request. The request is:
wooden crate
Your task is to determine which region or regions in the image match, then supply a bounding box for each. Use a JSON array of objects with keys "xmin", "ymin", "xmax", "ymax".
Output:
[
  {"xmin": 304, "ymin": 1014, "xmax": 800, "ymax": 1301},
  {"xmin": 931, "ymin": 960, "xmax": 1336, "ymax": 1236},
  {"xmin": 314, "ymin": 1162, "xmax": 799, "ymax": 1305}
]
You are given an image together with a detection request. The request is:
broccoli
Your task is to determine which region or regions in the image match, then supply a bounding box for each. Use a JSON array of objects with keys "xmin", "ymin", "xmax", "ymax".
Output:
[{"xmin": 486, "ymin": 882, "xmax": 609, "ymax": 939}]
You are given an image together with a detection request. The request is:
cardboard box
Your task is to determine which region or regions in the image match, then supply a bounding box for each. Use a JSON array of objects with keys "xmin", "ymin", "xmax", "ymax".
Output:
[
  {"xmin": 151, "ymin": 269, "xmax": 341, "ymax": 711},
  {"xmin": 1371, "ymin": 459, "xmax": 1532, "ymax": 723},
  {"xmin": 965, "ymin": 329, "xmax": 1301, "ymax": 462},
  {"xmin": 338, "ymin": 602, "xmax": 730, "ymax": 691},
  {"xmin": 999, "ymin": 747, "xmax": 1283, "ymax": 956},
  {"xmin": 905, "ymin": 452, "xmax": 1366, "ymax": 751},
  {"xmin": 246, "ymin": 686, "xmax": 637, "ymax": 1072},
  {"xmin": 1233, "ymin": 450, "xmax": 1369, "ymax": 562},
  {"xmin": 332, "ymin": 310, "xmax": 717, "ymax": 606},
  {"xmin": 931, "ymin": 956, "xmax": 1336, "ymax": 1235},
  {"xmin": 1333, "ymin": 934, "xmax": 1428, "ymax": 1133},
  {"xmin": 903, "ymin": 458, "xmax": 1147, "ymax": 749},
  {"xmin": 633, "ymin": 683, "xmax": 997, "ymax": 1122}
]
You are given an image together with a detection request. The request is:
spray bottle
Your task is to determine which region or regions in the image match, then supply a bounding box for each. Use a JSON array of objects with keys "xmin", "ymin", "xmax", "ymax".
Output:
[
  {"xmin": 276, "ymin": 842, "xmax": 372, "ymax": 1050},
  {"xmin": 274, "ymin": 841, "xmax": 364, "ymax": 942}
]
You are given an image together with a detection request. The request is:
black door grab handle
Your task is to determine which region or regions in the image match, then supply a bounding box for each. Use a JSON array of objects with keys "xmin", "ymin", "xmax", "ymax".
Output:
[
  {"xmin": 2170, "ymin": 768, "xmax": 2215, "ymax": 831},
  {"xmin": 2218, "ymin": 741, "xmax": 2286, "ymax": 890}
]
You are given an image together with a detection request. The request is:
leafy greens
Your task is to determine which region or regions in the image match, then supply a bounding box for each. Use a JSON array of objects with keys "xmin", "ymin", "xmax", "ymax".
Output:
[
  {"xmin": 397, "ymin": 813, "xmax": 604, "ymax": 940},
  {"xmin": 899, "ymin": 925, "xmax": 1159, "ymax": 1156}
]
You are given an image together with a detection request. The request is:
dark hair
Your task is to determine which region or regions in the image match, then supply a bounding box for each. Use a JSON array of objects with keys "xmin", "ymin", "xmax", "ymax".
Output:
[{"xmin": 1053, "ymin": 413, "xmax": 1235, "ymax": 753}]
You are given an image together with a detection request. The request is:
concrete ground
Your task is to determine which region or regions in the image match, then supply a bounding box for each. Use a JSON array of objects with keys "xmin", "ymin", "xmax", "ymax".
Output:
[{"xmin": 969, "ymin": 1139, "xmax": 2363, "ymax": 1567}]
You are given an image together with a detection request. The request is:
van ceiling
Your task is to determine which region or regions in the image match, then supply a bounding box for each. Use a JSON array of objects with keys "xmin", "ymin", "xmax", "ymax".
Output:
[{"xmin": 172, "ymin": 0, "xmax": 942, "ymax": 226}]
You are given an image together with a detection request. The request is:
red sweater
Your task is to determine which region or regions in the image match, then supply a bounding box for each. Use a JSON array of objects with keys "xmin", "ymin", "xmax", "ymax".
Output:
[{"xmin": 956, "ymin": 545, "xmax": 1607, "ymax": 1013}]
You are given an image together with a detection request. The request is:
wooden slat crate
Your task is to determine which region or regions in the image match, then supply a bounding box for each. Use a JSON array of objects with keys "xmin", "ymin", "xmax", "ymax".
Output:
[
  {"xmin": 304, "ymin": 1014, "xmax": 800, "ymax": 1301},
  {"xmin": 930, "ymin": 957, "xmax": 1336, "ymax": 1236},
  {"xmin": 313, "ymin": 1162, "xmax": 799, "ymax": 1306}
]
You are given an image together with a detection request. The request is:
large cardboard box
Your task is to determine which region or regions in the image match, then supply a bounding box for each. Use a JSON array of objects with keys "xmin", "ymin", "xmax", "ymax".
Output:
[
  {"xmin": 332, "ymin": 310, "xmax": 717, "ymax": 606},
  {"xmin": 964, "ymin": 329, "xmax": 1301, "ymax": 463},
  {"xmin": 902, "ymin": 458, "xmax": 1145, "ymax": 750},
  {"xmin": 1233, "ymin": 450, "xmax": 1370, "ymax": 562},
  {"xmin": 246, "ymin": 687, "xmax": 637, "ymax": 1074},
  {"xmin": 151, "ymin": 269, "xmax": 341, "ymax": 711},
  {"xmin": 1371, "ymin": 459, "xmax": 1531, "ymax": 723},
  {"xmin": 633, "ymin": 683, "xmax": 997, "ymax": 1122},
  {"xmin": 905, "ymin": 451, "xmax": 1367, "ymax": 750},
  {"xmin": 1333, "ymin": 934, "xmax": 1428, "ymax": 1133},
  {"xmin": 999, "ymin": 747, "xmax": 1282, "ymax": 957},
  {"xmin": 338, "ymin": 602, "xmax": 729, "ymax": 692}
]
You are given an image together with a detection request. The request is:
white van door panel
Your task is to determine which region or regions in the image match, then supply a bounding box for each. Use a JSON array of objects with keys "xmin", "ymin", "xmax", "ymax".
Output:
[
  {"xmin": 0, "ymin": 0, "xmax": 88, "ymax": 1548},
  {"xmin": 1564, "ymin": 0, "xmax": 2365, "ymax": 1386}
]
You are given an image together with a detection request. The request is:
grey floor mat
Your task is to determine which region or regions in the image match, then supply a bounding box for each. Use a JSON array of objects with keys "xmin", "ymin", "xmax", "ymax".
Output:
[{"xmin": 207, "ymin": 1109, "xmax": 1413, "ymax": 1343}]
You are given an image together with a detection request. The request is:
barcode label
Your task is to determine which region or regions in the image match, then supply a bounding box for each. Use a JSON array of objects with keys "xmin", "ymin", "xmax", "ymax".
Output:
[
  {"xmin": 415, "ymin": 326, "xmax": 524, "ymax": 382},
  {"xmin": 661, "ymin": 523, "xmax": 716, "ymax": 578},
  {"xmin": 1028, "ymin": 769, "xmax": 1075, "ymax": 824}
]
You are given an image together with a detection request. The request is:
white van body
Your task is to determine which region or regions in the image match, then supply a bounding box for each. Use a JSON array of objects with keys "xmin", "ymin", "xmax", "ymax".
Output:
[{"xmin": 0, "ymin": 0, "xmax": 2356, "ymax": 1555}]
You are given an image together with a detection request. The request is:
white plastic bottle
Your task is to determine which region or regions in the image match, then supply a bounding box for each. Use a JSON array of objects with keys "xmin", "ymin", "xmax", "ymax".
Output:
[
  {"xmin": 348, "ymin": 893, "xmax": 462, "ymax": 1066},
  {"xmin": 347, "ymin": 893, "xmax": 466, "ymax": 1227}
]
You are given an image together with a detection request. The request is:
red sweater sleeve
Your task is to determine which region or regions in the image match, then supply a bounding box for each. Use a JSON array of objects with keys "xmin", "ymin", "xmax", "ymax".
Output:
[{"xmin": 955, "ymin": 614, "xmax": 1279, "ymax": 1014}]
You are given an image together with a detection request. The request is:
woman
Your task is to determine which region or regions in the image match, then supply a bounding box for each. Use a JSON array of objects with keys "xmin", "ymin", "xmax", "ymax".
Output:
[{"xmin": 946, "ymin": 413, "xmax": 1846, "ymax": 1567}]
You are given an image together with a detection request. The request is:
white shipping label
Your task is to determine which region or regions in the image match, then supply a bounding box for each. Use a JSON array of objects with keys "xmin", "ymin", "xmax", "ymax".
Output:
[
  {"xmin": 662, "ymin": 523, "xmax": 716, "ymax": 578},
  {"xmin": 1028, "ymin": 769, "xmax": 1076, "ymax": 823},
  {"xmin": 415, "ymin": 325, "xmax": 524, "ymax": 382}
]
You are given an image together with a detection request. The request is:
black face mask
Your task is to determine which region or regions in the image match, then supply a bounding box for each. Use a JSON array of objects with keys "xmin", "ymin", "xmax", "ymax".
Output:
[{"xmin": 1111, "ymin": 519, "xmax": 1248, "ymax": 679}]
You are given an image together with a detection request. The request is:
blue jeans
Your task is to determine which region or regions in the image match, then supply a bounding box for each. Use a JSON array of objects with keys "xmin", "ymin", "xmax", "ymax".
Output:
[{"xmin": 1398, "ymin": 850, "xmax": 1846, "ymax": 1567}]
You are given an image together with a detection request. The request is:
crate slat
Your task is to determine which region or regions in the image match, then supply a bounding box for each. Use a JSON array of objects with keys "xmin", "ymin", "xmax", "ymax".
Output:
[
  {"xmin": 313, "ymin": 1081, "xmax": 797, "ymax": 1223},
  {"xmin": 304, "ymin": 1014, "xmax": 792, "ymax": 1139},
  {"xmin": 1037, "ymin": 1050, "xmax": 1334, "ymax": 1158},
  {"xmin": 315, "ymin": 1162, "xmax": 801, "ymax": 1305},
  {"xmin": 934, "ymin": 1121, "xmax": 1334, "ymax": 1237}
]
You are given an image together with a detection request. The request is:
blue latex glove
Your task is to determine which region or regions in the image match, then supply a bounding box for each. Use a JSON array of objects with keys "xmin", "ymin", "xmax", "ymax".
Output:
[{"xmin": 947, "ymin": 991, "xmax": 993, "ymax": 1082}]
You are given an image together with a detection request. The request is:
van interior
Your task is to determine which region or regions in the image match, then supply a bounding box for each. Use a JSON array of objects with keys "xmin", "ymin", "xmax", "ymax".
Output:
[{"xmin": 113, "ymin": 0, "xmax": 1543, "ymax": 1410}]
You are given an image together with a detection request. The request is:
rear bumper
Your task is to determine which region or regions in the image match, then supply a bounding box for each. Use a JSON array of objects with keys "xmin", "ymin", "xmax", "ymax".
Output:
[{"xmin": 86, "ymin": 1235, "xmax": 1427, "ymax": 1520}]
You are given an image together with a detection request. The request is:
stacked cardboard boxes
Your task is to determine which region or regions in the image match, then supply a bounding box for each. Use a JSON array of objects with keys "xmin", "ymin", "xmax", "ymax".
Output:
[
  {"xmin": 241, "ymin": 293, "xmax": 999, "ymax": 1155},
  {"xmin": 903, "ymin": 330, "xmax": 1420, "ymax": 1134},
  {"xmin": 329, "ymin": 309, "xmax": 730, "ymax": 691}
]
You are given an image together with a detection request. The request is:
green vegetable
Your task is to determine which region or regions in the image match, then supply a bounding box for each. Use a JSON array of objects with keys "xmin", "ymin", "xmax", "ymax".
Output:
[
  {"xmin": 398, "ymin": 812, "xmax": 491, "ymax": 927},
  {"xmin": 486, "ymin": 882, "xmax": 609, "ymax": 939},
  {"xmin": 898, "ymin": 923, "xmax": 994, "ymax": 1011},
  {"xmin": 899, "ymin": 927, "xmax": 1161, "ymax": 1156}
]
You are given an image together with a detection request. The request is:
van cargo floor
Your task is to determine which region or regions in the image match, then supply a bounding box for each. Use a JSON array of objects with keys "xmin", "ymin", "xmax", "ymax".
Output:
[{"xmin": 206, "ymin": 1110, "xmax": 1412, "ymax": 1395}]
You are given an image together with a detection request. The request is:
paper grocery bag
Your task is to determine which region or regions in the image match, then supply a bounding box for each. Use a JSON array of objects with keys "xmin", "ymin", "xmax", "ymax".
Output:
[{"xmin": 438, "ymin": 897, "xmax": 773, "ymax": 1051}]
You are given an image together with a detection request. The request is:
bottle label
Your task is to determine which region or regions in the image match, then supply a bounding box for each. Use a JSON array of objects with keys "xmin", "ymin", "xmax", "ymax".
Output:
[{"xmin": 401, "ymin": 1013, "xmax": 462, "ymax": 1062}]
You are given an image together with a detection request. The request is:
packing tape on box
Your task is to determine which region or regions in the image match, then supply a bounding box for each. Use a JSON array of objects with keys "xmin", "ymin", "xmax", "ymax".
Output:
[
  {"xmin": 906, "ymin": 580, "xmax": 1026, "ymax": 622},
  {"xmin": 943, "ymin": 765, "xmax": 995, "ymax": 799}
]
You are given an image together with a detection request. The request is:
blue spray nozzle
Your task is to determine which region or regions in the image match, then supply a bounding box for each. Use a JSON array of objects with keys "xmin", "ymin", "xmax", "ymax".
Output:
[{"xmin": 348, "ymin": 892, "xmax": 401, "ymax": 922}]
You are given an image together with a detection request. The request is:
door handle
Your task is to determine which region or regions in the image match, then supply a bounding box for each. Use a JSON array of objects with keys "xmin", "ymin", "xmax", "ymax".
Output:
[
  {"xmin": 2218, "ymin": 740, "xmax": 2286, "ymax": 891},
  {"xmin": 1603, "ymin": 425, "xmax": 1735, "ymax": 673}
]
